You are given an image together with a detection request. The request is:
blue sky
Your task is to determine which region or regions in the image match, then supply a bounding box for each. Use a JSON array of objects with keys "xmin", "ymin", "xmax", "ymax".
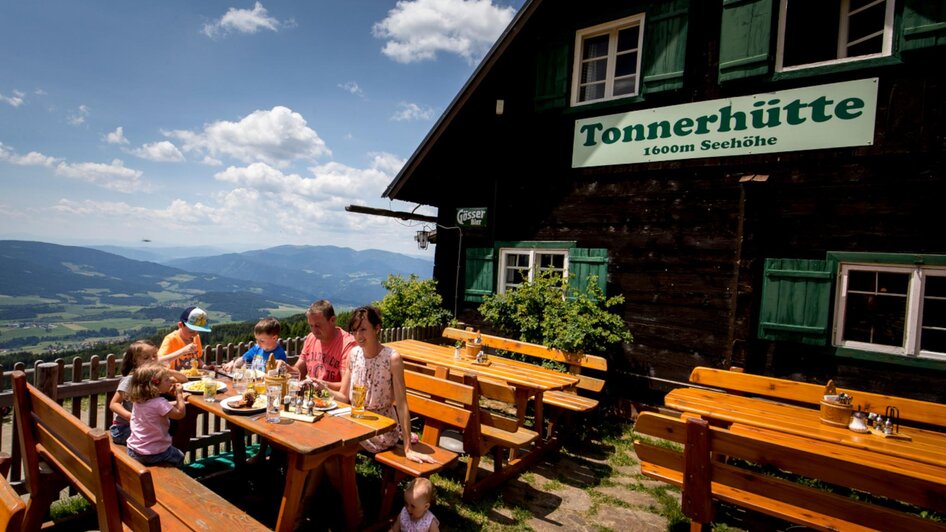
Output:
[{"xmin": 0, "ymin": 0, "xmax": 523, "ymax": 256}]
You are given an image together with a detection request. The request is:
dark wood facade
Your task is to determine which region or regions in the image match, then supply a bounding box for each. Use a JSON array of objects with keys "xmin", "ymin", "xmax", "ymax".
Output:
[{"xmin": 385, "ymin": 1, "xmax": 946, "ymax": 402}]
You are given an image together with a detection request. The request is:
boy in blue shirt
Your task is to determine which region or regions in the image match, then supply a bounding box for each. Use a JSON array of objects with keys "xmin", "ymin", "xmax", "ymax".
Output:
[{"xmin": 223, "ymin": 317, "xmax": 287, "ymax": 372}]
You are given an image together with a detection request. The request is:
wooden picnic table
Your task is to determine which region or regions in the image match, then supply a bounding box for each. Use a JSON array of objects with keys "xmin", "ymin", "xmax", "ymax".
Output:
[
  {"xmin": 183, "ymin": 379, "xmax": 395, "ymax": 532},
  {"xmin": 385, "ymin": 339, "xmax": 580, "ymax": 435},
  {"xmin": 664, "ymin": 387, "xmax": 946, "ymax": 470}
]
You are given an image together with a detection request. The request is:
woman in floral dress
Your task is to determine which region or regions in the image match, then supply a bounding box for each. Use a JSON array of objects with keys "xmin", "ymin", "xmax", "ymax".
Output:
[{"xmin": 317, "ymin": 305, "xmax": 435, "ymax": 463}]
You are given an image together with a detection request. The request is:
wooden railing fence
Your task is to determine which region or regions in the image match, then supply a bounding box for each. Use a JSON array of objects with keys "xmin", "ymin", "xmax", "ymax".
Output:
[{"xmin": 0, "ymin": 325, "xmax": 443, "ymax": 486}]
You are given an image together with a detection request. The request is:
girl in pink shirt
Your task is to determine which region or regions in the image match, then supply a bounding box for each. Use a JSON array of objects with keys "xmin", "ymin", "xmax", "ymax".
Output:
[{"xmin": 126, "ymin": 365, "xmax": 187, "ymax": 466}]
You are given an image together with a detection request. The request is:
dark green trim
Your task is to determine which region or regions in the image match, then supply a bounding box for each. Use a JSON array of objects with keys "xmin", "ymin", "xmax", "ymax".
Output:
[
  {"xmin": 495, "ymin": 241, "xmax": 577, "ymax": 249},
  {"xmin": 760, "ymin": 322, "xmax": 826, "ymax": 334},
  {"xmin": 834, "ymin": 347, "xmax": 946, "ymax": 371},
  {"xmin": 771, "ymin": 56, "xmax": 903, "ymax": 81},
  {"xmin": 766, "ymin": 269, "xmax": 833, "ymax": 280},
  {"xmin": 827, "ymin": 251, "xmax": 946, "ymax": 266}
]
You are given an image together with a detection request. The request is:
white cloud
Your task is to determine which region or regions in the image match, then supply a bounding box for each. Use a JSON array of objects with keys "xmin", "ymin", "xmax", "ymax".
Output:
[
  {"xmin": 104, "ymin": 126, "xmax": 130, "ymax": 145},
  {"xmin": 0, "ymin": 90, "xmax": 25, "ymax": 107},
  {"xmin": 202, "ymin": 2, "xmax": 285, "ymax": 38},
  {"xmin": 130, "ymin": 140, "xmax": 185, "ymax": 162},
  {"xmin": 373, "ymin": 0, "xmax": 515, "ymax": 64},
  {"xmin": 0, "ymin": 143, "xmax": 60, "ymax": 167},
  {"xmin": 391, "ymin": 102, "xmax": 436, "ymax": 121},
  {"xmin": 338, "ymin": 81, "xmax": 364, "ymax": 97},
  {"xmin": 167, "ymin": 106, "xmax": 330, "ymax": 168},
  {"xmin": 67, "ymin": 104, "xmax": 90, "ymax": 126},
  {"xmin": 54, "ymin": 159, "xmax": 150, "ymax": 193}
]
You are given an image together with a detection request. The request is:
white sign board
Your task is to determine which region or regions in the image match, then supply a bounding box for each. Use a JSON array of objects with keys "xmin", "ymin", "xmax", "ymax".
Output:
[{"xmin": 572, "ymin": 78, "xmax": 878, "ymax": 168}]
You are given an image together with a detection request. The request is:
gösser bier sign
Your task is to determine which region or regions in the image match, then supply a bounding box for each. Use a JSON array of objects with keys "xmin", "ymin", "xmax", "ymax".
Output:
[{"xmin": 572, "ymin": 78, "xmax": 878, "ymax": 168}]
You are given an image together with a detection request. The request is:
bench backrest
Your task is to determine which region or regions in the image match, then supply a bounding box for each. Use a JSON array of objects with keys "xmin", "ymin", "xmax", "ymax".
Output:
[
  {"xmin": 634, "ymin": 412, "xmax": 946, "ymax": 528},
  {"xmin": 11, "ymin": 371, "xmax": 161, "ymax": 531},
  {"xmin": 442, "ymin": 327, "xmax": 607, "ymax": 392},
  {"xmin": 403, "ymin": 367, "xmax": 483, "ymax": 455},
  {"xmin": 0, "ymin": 475, "xmax": 24, "ymax": 532},
  {"xmin": 689, "ymin": 366, "xmax": 946, "ymax": 428},
  {"xmin": 403, "ymin": 361, "xmax": 523, "ymax": 433}
]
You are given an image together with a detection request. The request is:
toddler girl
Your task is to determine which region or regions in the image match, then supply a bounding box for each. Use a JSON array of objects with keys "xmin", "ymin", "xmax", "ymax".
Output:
[
  {"xmin": 391, "ymin": 477, "xmax": 439, "ymax": 532},
  {"xmin": 126, "ymin": 364, "xmax": 187, "ymax": 465}
]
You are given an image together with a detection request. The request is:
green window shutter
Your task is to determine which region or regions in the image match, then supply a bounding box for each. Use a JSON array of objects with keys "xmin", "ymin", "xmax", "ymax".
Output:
[
  {"xmin": 568, "ymin": 248, "xmax": 608, "ymax": 296},
  {"xmin": 757, "ymin": 258, "xmax": 834, "ymax": 346},
  {"xmin": 463, "ymin": 248, "xmax": 495, "ymax": 303},
  {"xmin": 718, "ymin": 0, "xmax": 773, "ymax": 83},
  {"xmin": 642, "ymin": 0, "xmax": 690, "ymax": 94},
  {"xmin": 534, "ymin": 40, "xmax": 569, "ymax": 111},
  {"xmin": 900, "ymin": 0, "xmax": 946, "ymax": 52}
]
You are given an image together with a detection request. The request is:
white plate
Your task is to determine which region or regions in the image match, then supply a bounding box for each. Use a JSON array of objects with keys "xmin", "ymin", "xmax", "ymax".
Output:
[
  {"xmin": 220, "ymin": 394, "xmax": 267, "ymax": 414},
  {"xmin": 182, "ymin": 380, "xmax": 227, "ymax": 393},
  {"xmin": 311, "ymin": 399, "xmax": 338, "ymax": 411}
]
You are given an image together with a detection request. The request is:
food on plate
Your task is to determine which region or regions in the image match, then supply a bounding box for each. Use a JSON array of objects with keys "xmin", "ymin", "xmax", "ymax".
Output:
[
  {"xmin": 312, "ymin": 396, "xmax": 333, "ymax": 408},
  {"xmin": 182, "ymin": 367, "xmax": 204, "ymax": 377},
  {"xmin": 230, "ymin": 389, "xmax": 266, "ymax": 409}
]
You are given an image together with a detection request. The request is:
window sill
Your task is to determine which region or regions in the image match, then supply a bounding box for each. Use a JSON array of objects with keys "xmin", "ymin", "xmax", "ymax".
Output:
[
  {"xmin": 563, "ymin": 94, "xmax": 647, "ymax": 115},
  {"xmin": 834, "ymin": 347, "xmax": 946, "ymax": 370},
  {"xmin": 771, "ymin": 56, "xmax": 903, "ymax": 81}
]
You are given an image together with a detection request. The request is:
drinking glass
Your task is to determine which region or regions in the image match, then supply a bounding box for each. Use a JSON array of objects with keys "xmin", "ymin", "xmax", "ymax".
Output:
[
  {"xmin": 254, "ymin": 372, "xmax": 267, "ymax": 395},
  {"xmin": 202, "ymin": 375, "xmax": 217, "ymax": 403},
  {"xmin": 265, "ymin": 385, "xmax": 282, "ymax": 423},
  {"xmin": 351, "ymin": 379, "xmax": 367, "ymax": 419},
  {"xmin": 232, "ymin": 369, "xmax": 247, "ymax": 395}
]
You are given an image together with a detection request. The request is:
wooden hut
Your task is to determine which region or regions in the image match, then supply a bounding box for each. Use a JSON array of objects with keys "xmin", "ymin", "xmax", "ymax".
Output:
[{"xmin": 382, "ymin": 0, "xmax": 946, "ymax": 401}]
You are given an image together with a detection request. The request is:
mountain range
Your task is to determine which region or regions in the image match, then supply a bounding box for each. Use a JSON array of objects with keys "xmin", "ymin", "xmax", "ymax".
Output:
[{"xmin": 0, "ymin": 240, "xmax": 433, "ymax": 326}]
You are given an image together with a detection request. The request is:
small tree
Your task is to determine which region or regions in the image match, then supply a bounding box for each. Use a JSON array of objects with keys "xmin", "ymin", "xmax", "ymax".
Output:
[
  {"xmin": 376, "ymin": 274, "xmax": 453, "ymax": 328},
  {"xmin": 478, "ymin": 270, "xmax": 632, "ymax": 355}
]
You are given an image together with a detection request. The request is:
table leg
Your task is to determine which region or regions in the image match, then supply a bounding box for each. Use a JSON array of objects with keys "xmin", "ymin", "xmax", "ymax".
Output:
[
  {"xmin": 533, "ymin": 391, "xmax": 545, "ymax": 439},
  {"xmin": 275, "ymin": 453, "xmax": 307, "ymax": 532},
  {"xmin": 336, "ymin": 447, "xmax": 363, "ymax": 532},
  {"xmin": 229, "ymin": 425, "xmax": 247, "ymax": 474}
]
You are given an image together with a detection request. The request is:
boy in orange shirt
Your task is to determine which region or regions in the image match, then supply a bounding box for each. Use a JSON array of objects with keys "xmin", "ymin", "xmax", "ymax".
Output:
[{"xmin": 158, "ymin": 306, "xmax": 212, "ymax": 371}]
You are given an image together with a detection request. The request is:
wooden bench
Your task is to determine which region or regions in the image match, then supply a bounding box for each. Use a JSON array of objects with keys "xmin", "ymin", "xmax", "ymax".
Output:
[
  {"xmin": 443, "ymin": 327, "xmax": 606, "ymax": 435},
  {"xmin": 689, "ymin": 366, "xmax": 946, "ymax": 429},
  {"xmin": 0, "ymin": 454, "xmax": 25, "ymax": 532},
  {"xmin": 634, "ymin": 411, "xmax": 946, "ymax": 531},
  {"xmin": 376, "ymin": 364, "xmax": 539, "ymax": 512},
  {"xmin": 11, "ymin": 370, "xmax": 267, "ymax": 531}
]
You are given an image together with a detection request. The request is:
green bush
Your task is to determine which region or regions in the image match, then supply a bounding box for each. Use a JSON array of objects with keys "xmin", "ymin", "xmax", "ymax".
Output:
[
  {"xmin": 478, "ymin": 270, "xmax": 631, "ymax": 355},
  {"xmin": 375, "ymin": 274, "xmax": 453, "ymax": 328}
]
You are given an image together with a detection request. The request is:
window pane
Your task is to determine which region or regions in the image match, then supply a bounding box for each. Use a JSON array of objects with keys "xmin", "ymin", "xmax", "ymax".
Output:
[
  {"xmin": 783, "ymin": 0, "xmax": 841, "ymax": 67},
  {"xmin": 580, "ymin": 82, "xmax": 605, "ymax": 102},
  {"xmin": 613, "ymin": 76, "xmax": 636, "ymax": 96},
  {"xmin": 842, "ymin": 270, "xmax": 909, "ymax": 348},
  {"xmin": 581, "ymin": 58, "xmax": 608, "ymax": 83},
  {"xmin": 615, "ymin": 51, "xmax": 638, "ymax": 77},
  {"xmin": 847, "ymin": 1, "xmax": 886, "ymax": 56},
  {"xmin": 921, "ymin": 275, "xmax": 946, "ymax": 353},
  {"xmin": 617, "ymin": 26, "xmax": 639, "ymax": 52},
  {"xmin": 537, "ymin": 253, "xmax": 565, "ymax": 270},
  {"xmin": 582, "ymin": 34, "xmax": 609, "ymax": 60},
  {"xmin": 877, "ymin": 271, "xmax": 909, "ymax": 295},
  {"xmin": 848, "ymin": 270, "xmax": 875, "ymax": 292}
]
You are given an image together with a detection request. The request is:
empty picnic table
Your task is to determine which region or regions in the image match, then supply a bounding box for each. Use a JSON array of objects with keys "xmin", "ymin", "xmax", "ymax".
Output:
[
  {"xmin": 183, "ymin": 379, "xmax": 395, "ymax": 532},
  {"xmin": 384, "ymin": 339, "xmax": 580, "ymax": 435},
  {"xmin": 664, "ymin": 386, "xmax": 946, "ymax": 470}
]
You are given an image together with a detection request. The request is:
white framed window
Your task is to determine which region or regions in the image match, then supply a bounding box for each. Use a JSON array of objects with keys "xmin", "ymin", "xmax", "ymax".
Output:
[
  {"xmin": 833, "ymin": 263, "xmax": 946, "ymax": 361},
  {"xmin": 498, "ymin": 248, "xmax": 568, "ymax": 293},
  {"xmin": 776, "ymin": 0, "xmax": 895, "ymax": 72},
  {"xmin": 571, "ymin": 14, "xmax": 644, "ymax": 106}
]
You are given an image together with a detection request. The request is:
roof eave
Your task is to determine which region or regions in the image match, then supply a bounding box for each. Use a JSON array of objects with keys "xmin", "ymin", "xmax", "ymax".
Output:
[{"xmin": 382, "ymin": 0, "xmax": 544, "ymax": 202}]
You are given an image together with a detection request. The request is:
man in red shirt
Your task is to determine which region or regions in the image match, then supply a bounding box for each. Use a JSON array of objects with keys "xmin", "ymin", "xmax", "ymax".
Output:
[{"xmin": 293, "ymin": 300, "xmax": 357, "ymax": 392}]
